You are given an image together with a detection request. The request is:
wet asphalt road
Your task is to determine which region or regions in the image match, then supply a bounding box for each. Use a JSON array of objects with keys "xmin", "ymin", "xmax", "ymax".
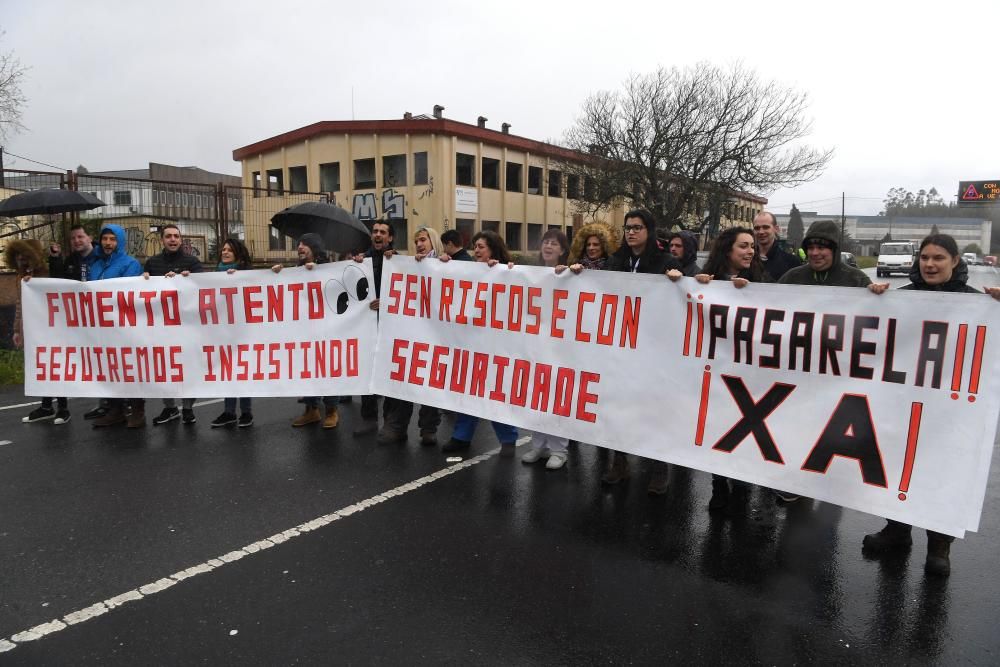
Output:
[{"xmin": 0, "ymin": 266, "xmax": 998, "ymax": 665}]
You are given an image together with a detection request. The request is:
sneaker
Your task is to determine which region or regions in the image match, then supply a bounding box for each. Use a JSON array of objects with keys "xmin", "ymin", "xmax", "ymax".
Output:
[
  {"xmin": 84, "ymin": 406, "xmax": 107, "ymax": 420},
  {"xmin": 152, "ymin": 407, "xmax": 180, "ymax": 425},
  {"xmin": 54, "ymin": 409, "xmax": 71, "ymax": 425},
  {"xmin": 238, "ymin": 413, "xmax": 254, "ymax": 428},
  {"xmin": 545, "ymin": 451, "xmax": 568, "ymax": 470},
  {"xmin": 442, "ymin": 438, "xmax": 470, "ymax": 453},
  {"xmin": 211, "ymin": 412, "xmax": 237, "ymax": 428},
  {"xmin": 521, "ymin": 447, "xmax": 550, "ymax": 464},
  {"xmin": 23, "ymin": 407, "xmax": 56, "ymax": 423},
  {"xmin": 182, "ymin": 409, "xmax": 197, "ymax": 424}
]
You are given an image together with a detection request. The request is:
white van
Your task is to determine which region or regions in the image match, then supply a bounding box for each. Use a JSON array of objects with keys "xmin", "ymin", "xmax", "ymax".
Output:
[
  {"xmin": 962, "ymin": 252, "xmax": 978, "ymax": 266},
  {"xmin": 876, "ymin": 242, "xmax": 917, "ymax": 277}
]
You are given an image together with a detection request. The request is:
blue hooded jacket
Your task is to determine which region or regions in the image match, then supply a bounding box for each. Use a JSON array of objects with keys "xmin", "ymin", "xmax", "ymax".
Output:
[{"xmin": 90, "ymin": 223, "xmax": 142, "ymax": 280}]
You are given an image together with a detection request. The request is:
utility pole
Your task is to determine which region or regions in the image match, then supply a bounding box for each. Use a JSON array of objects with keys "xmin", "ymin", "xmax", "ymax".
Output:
[{"xmin": 840, "ymin": 192, "xmax": 846, "ymax": 248}]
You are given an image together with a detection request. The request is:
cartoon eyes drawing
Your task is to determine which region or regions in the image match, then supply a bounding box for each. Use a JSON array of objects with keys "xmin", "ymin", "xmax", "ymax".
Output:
[{"xmin": 324, "ymin": 264, "xmax": 370, "ymax": 315}]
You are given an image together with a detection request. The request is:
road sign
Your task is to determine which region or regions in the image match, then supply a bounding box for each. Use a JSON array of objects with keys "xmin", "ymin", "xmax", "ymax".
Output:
[{"xmin": 958, "ymin": 180, "xmax": 1000, "ymax": 207}]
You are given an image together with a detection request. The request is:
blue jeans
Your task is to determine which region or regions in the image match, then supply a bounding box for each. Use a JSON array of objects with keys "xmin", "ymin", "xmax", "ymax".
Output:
[
  {"xmin": 224, "ymin": 397, "xmax": 252, "ymax": 414},
  {"xmin": 304, "ymin": 396, "xmax": 339, "ymax": 408},
  {"xmin": 452, "ymin": 413, "xmax": 517, "ymax": 444}
]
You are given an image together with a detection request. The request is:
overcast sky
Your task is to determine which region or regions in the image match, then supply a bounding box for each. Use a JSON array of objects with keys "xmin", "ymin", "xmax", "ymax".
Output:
[{"xmin": 3, "ymin": 0, "xmax": 996, "ymax": 216}]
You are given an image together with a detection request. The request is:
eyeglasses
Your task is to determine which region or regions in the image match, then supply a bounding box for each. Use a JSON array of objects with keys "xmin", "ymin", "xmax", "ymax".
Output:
[{"xmin": 623, "ymin": 225, "xmax": 645, "ymax": 234}]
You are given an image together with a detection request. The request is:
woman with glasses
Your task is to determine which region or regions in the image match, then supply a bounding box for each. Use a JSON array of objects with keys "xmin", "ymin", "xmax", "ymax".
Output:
[{"xmin": 601, "ymin": 210, "xmax": 680, "ymax": 493}]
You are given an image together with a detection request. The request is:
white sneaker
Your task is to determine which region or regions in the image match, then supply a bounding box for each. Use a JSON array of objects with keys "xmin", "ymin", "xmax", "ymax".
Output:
[
  {"xmin": 521, "ymin": 447, "xmax": 550, "ymax": 464},
  {"xmin": 545, "ymin": 452, "xmax": 568, "ymax": 470}
]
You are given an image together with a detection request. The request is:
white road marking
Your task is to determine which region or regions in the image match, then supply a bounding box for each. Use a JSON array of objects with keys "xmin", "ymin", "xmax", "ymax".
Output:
[
  {"xmin": 193, "ymin": 399, "xmax": 223, "ymax": 408},
  {"xmin": 0, "ymin": 437, "xmax": 528, "ymax": 654},
  {"xmin": 0, "ymin": 441, "xmax": 12, "ymax": 447},
  {"xmin": 0, "ymin": 402, "xmax": 40, "ymax": 412}
]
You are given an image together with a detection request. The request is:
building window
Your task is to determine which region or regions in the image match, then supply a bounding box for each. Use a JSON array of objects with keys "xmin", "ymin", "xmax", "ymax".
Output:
[
  {"xmin": 268, "ymin": 225, "xmax": 286, "ymax": 251},
  {"xmin": 584, "ymin": 176, "xmax": 595, "ymax": 200},
  {"xmin": 114, "ymin": 190, "xmax": 131, "ymax": 206},
  {"xmin": 567, "ymin": 174, "xmax": 580, "ymax": 200},
  {"xmin": 456, "ymin": 219, "xmax": 475, "ymax": 247},
  {"xmin": 266, "ymin": 169, "xmax": 283, "ymax": 196},
  {"xmin": 482, "ymin": 220, "xmax": 500, "ymax": 234},
  {"xmin": 456, "ymin": 153, "xmax": 475, "ymax": 186},
  {"xmin": 482, "ymin": 158, "xmax": 500, "ymax": 189},
  {"xmin": 414, "ymin": 152, "xmax": 428, "ymax": 185},
  {"xmin": 383, "ymin": 154, "xmax": 407, "ymax": 187},
  {"xmin": 354, "ymin": 158, "xmax": 376, "ymax": 189},
  {"xmin": 548, "ymin": 170, "xmax": 562, "ymax": 197},
  {"xmin": 319, "ymin": 162, "xmax": 340, "ymax": 192},
  {"xmin": 289, "ymin": 166, "xmax": 308, "ymax": 193},
  {"xmin": 252, "ymin": 172, "xmax": 261, "ymax": 198},
  {"xmin": 505, "ymin": 221, "xmax": 522, "ymax": 250},
  {"xmin": 527, "ymin": 223, "xmax": 543, "ymax": 250},
  {"xmin": 505, "ymin": 162, "xmax": 523, "ymax": 193},
  {"xmin": 528, "ymin": 166, "xmax": 542, "ymax": 195}
]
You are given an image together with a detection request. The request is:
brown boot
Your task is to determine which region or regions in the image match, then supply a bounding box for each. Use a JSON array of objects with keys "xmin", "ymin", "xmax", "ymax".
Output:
[
  {"xmin": 126, "ymin": 405, "xmax": 146, "ymax": 429},
  {"xmin": 322, "ymin": 407, "xmax": 340, "ymax": 429},
  {"xmin": 925, "ymin": 532, "xmax": 953, "ymax": 577},
  {"xmin": 601, "ymin": 452, "xmax": 630, "ymax": 485},
  {"xmin": 93, "ymin": 404, "xmax": 126, "ymax": 428},
  {"xmin": 292, "ymin": 406, "xmax": 321, "ymax": 427}
]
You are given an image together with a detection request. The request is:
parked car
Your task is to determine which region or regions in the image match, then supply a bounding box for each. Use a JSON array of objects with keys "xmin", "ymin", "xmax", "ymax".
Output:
[{"xmin": 841, "ymin": 252, "xmax": 858, "ymax": 268}]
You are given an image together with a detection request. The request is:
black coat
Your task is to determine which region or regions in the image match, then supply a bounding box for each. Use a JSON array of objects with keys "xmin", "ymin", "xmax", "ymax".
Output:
[
  {"xmin": 143, "ymin": 249, "xmax": 204, "ymax": 276},
  {"xmin": 606, "ymin": 245, "xmax": 679, "ymax": 275},
  {"xmin": 900, "ymin": 259, "xmax": 979, "ymax": 294},
  {"xmin": 760, "ymin": 244, "xmax": 802, "ymax": 281}
]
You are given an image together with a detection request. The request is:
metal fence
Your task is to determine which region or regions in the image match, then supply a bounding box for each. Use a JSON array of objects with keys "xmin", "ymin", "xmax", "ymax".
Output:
[{"xmin": 1, "ymin": 168, "xmax": 336, "ymax": 271}]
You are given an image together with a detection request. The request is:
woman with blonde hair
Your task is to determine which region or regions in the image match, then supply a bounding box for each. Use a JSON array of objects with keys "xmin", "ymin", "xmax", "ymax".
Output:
[
  {"xmin": 413, "ymin": 225, "xmax": 442, "ymax": 258},
  {"xmin": 568, "ymin": 222, "xmax": 617, "ymax": 270}
]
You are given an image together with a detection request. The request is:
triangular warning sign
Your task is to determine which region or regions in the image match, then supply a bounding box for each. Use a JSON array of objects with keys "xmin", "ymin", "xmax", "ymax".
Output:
[
  {"xmin": 962, "ymin": 184, "xmax": 980, "ymax": 200},
  {"xmin": 844, "ymin": 424, "xmax": 855, "ymax": 438}
]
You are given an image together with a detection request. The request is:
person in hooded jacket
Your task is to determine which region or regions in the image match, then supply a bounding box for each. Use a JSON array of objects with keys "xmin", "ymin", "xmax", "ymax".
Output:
[
  {"xmin": 863, "ymin": 233, "xmax": 1000, "ymax": 577},
  {"xmin": 778, "ymin": 220, "xmax": 871, "ymax": 289},
  {"xmin": 90, "ymin": 224, "xmax": 144, "ymax": 427},
  {"xmin": 667, "ymin": 230, "xmax": 701, "ymax": 277},
  {"xmin": 6, "ymin": 239, "xmax": 70, "ymax": 424}
]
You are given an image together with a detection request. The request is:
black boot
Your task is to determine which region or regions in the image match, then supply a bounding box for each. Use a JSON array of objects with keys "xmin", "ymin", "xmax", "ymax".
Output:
[
  {"xmin": 600, "ymin": 452, "xmax": 630, "ymax": 485},
  {"xmin": 925, "ymin": 532, "xmax": 953, "ymax": 577},
  {"xmin": 862, "ymin": 520, "xmax": 913, "ymax": 552},
  {"xmin": 708, "ymin": 476, "xmax": 730, "ymax": 511}
]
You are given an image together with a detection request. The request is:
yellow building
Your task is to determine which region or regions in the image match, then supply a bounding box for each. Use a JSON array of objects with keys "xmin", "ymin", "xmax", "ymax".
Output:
[{"xmin": 232, "ymin": 110, "xmax": 766, "ymax": 258}]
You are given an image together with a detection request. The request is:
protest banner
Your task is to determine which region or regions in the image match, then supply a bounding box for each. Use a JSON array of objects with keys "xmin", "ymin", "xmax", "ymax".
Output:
[
  {"xmin": 22, "ymin": 261, "xmax": 376, "ymax": 399},
  {"xmin": 372, "ymin": 256, "xmax": 1000, "ymax": 537}
]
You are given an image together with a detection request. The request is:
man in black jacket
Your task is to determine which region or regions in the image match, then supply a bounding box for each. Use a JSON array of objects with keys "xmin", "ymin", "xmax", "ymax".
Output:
[
  {"xmin": 441, "ymin": 229, "xmax": 473, "ymax": 261},
  {"xmin": 753, "ymin": 211, "xmax": 802, "ymax": 281},
  {"xmin": 353, "ymin": 221, "xmax": 395, "ymax": 437},
  {"xmin": 143, "ymin": 224, "xmax": 204, "ymax": 427}
]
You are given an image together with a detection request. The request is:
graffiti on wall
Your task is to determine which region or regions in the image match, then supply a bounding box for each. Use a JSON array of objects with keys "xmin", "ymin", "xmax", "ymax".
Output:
[
  {"xmin": 352, "ymin": 189, "xmax": 406, "ymax": 221},
  {"xmin": 124, "ymin": 226, "xmax": 146, "ymax": 257}
]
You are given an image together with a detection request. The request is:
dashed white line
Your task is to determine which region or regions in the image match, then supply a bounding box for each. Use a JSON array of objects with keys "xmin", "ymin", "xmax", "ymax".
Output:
[
  {"xmin": 0, "ymin": 438, "xmax": 527, "ymax": 654},
  {"xmin": 0, "ymin": 401, "xmax": 41, "ymax": 412},
  {"xmin": 0, "ymin": 441, "xmax": 12, "ymax": 447}
]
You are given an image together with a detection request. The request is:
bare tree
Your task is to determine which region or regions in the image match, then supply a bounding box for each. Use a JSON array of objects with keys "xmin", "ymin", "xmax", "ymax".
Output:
[
  {"xmin": 0, "ymin": 32, "xmax": 27, "ymax": 141},
  {"xmin": 560, "ymin": 63, "xmax": 832, "ymax": 233}
]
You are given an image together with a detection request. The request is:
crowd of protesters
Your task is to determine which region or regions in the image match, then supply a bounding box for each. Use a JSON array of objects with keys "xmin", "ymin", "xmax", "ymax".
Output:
[{"xmin": 7, "ymin": 209, "xmax": 1000, "ymax": 578}]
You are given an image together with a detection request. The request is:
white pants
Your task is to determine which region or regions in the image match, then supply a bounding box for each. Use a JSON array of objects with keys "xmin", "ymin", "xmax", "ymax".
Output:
[{"xmin": 526, "ymin": 430, "xmax": 568, "ymax": 453}]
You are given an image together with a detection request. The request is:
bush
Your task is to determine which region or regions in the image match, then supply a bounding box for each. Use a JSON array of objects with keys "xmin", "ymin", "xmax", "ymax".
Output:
[{"xmin": 0, "ymin": 349, "xmax": 24, "ymax": 385}]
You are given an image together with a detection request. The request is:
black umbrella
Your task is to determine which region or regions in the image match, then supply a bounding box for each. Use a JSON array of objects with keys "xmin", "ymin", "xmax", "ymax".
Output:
[
  {"xmin": 0, "ymin": 188, "xmax": 106, "ymax": 217},
  {"xmin": 270, "ymin": 201, "xmax": 371, "ymax": 254}
]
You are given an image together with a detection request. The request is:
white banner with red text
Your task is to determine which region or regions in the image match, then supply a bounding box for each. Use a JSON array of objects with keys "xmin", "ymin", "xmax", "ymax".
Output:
[
  {"xmin": 23, "ymin": 261, "xmax": 377, "ymax": 399},
  {"xmin": 371, "ymin": 256, "xmax": 1000, "ymax": 537}
]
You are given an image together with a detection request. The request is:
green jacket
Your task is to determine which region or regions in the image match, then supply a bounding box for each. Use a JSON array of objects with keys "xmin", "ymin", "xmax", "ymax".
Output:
[{"xmin": 778, "ymin": 220, "xmax": 871, "ymax": 288}]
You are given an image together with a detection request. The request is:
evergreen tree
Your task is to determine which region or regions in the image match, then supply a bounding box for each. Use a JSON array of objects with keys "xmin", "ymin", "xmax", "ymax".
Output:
[
  {"xmin": 787, "ymin": 204, "xmax": 804, "ymax": 250},
  {"xmin": 930, "ymin": 223, "xmax": 940, "ymax": 235}
]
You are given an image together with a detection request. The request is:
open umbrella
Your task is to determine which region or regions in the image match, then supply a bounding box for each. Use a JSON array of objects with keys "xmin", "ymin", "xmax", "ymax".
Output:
[
  {"xmin": 0, "ymin": 188, "xmax": 106, "ymax": 218},
  {"xmin": 270, "ymin": 201, "xmax": 371, "ymax": 254}
]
